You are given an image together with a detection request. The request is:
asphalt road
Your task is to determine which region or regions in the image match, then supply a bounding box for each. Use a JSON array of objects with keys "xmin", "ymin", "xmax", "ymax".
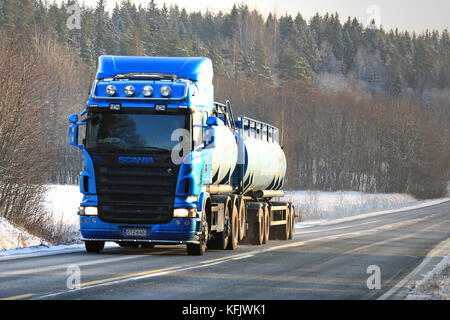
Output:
[{"xmin": 0, "ymin": 200, "xmax": 449, "ymax": 301}]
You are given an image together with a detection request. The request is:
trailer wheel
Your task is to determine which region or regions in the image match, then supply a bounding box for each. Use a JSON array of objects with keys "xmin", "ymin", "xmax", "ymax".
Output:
[
  {"xmin": 248, "ymin": 206, "xmax": 264, "ymax": 245},
  {"xmin": 278, "ymin": 207, "xmax": 290, "ymax": 241},
  {"xmin": 85, "ymin": 240, "xmax": 105, "ymax": 253},
  {"xmin": 263, "ymin": 205, "xmax": 270, "ymax": 244},
  {"xmin": 289, "ymin": 204, "xmax": 295, "ymax": 240},
  {"xmin": 238, "ymin": 197, "xmax": 246, "ymax": 241},
  {"xmin": 226, "ymin": 202, "xmax": 239, "ymax": 250}
]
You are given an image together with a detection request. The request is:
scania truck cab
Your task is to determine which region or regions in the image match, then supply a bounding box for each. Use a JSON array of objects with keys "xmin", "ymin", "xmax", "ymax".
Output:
[{"xmin": 69, "ymin": 55, "xmax": 295, "ymax": 256}]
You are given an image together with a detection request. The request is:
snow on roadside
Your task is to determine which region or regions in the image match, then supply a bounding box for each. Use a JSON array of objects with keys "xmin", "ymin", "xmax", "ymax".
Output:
[
  {"xmin": 44, "ymin": 184, "xmax": 82, "ymax": 229},
  {"xmin": 43, "ymin": 184, "xmax": 83, "ymax": 244},
  {"xmin": 0, "ymin": 184, "xmax": 82, "ymax": 251},
  {"xmin": 282, "ymin": 191, "xmax": 417, "ymax": 222},
  {"xmin": 0, "ymin": 217, "xmax": 47, "ymax": 250},
  {"xmin": 405, "ymin": 255, "xmax": 450, "ymax": 300}
]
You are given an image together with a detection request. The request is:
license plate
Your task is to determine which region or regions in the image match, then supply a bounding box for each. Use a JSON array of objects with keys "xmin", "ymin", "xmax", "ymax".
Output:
[{"xmin": 123, "ymin": 228, "xmax": 147, "ymax": 237}]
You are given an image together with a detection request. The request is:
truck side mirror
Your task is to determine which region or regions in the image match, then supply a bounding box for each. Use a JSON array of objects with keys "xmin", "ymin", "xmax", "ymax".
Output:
[
  {"xmin": 69, "ymin": 114, "xmax": 78, "ymax": 124},
  {"xmin": 68, "ymin": 114, "xmax": 83, "ymax": 148},
  {"xmin": 206, "ymin": 116, "xmax": 220, "ymax": 126}
]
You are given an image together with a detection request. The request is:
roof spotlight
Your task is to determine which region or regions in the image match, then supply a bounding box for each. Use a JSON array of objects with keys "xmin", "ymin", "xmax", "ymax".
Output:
[
  {"xmin": 142, "ymin": 85, "xmax": 153, "ymax": 97},
  {"xmin": 124, "ymin": 85, "xmax": 135, "ymax": 97},
  {"xmin": 160, "ymin": 85, "xmax": 171, "ymax": 97},
  {"xmin": 106, "ymin": 85, "xmax": 116, "ymax": 97}
]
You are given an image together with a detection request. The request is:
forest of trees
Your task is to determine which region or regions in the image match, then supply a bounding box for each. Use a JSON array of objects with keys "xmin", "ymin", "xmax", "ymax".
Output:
[
  {"xmin": 0, "ymin": 0, "xmax": 448, "ymax": 237},
  {"xmin": 1, "ymin": 0, "xmax": 446, "ymax": 95}
]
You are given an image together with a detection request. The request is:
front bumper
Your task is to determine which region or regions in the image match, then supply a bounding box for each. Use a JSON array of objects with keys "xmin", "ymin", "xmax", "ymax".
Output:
[
  {"xmin": 80, "ymin": 215, "xmax": 200, "ymax": 243},
  {"xmin": 81, "ymin": 238, "xmax": 200, "ymax": 245}
]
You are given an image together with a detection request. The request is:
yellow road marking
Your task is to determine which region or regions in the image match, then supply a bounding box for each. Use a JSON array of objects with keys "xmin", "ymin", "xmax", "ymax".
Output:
[
  {"xmin": 201, "ymin": 252, "xmax": 254, "ymax": 264},
  {"xmin": 0, "ymin": 293, "xmax": 35, "ymax": 300}
]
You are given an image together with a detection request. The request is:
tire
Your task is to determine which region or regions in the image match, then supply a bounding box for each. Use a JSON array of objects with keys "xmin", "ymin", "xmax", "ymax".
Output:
[
  {"xmin": 208, "ymin": 204, "xmax": 230, "ymax": 250},
  {"xmin": 85, "ymin": 240, "xmax": 105, "ymax": 253},
  {"xmin": 226, "ymin": 202, "xmax": 239, "ymax": 250},
  {"xmin": 289, "ymin": 204, "xmax": 295, "ymax": 240},
  {"xmin": 238, "ymin": 197, "xmax": 246, "ymax": 241},
  {"xmin": 279, "ymin": 206, "xmax": 290, "ymax": 241},
  {"xmin": 187, "ymin": 213, "xmax": 208, "ymax": 256},
  {"xmin": 263, "ymin": 205, "xmax": 270, "ymax": 244},
  {"xmin": 248, "ymin": 206, "xmax": 264, "ymax": 245}
]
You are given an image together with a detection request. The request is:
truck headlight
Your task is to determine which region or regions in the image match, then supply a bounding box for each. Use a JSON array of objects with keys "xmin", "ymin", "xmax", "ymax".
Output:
[
  {"xmin": 124, "ymin": 85, "xmax": 135, "ymax": 97},
  {"xmin": 106, "ymin": 85, "xmax": 116, "ymax": 96},
  {"xmin": 142, "ymin": 85, "xmax": 153, "ymax": 97},
  {"xmin": 79, "ymin": 206, "xmax": 98, "ymax": 216},
  {"xmin": 173, "ymin": 208, "xmax": 197, "ymax": 218},
  {"xmin": 160, "ymin": 85, "xmax": 171, "ymax": 97}
]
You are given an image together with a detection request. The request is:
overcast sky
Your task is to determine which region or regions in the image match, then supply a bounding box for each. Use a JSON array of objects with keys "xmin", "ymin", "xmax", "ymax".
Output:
[{"xmin": 75, "ymin": 0, "xmax": 449, "ymax": 33}]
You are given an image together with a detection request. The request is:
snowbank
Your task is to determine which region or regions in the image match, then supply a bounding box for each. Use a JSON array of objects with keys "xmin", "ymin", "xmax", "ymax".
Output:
[
  {"xmin": 0, "ymin": 217, "xmax": 46, "ymax": 250},
  {"xmin": 406, "ymin": 255, "xmax": 450, "ymax": 300},
  {"xmin": 43, "ymin": 184, "xmax": 82, "ymax": 244},
  {"xmin": 282, "ymin": 191, "xmax": 417, "ymax": 222},
  {"xmin": 0, "ymin": 185, "xmax": 82, "ymax": 251}
]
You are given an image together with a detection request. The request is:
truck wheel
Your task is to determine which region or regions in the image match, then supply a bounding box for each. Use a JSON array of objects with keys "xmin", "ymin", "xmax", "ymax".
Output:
[
  {"xmin": 249, "ymin": 206, "xmax": 264, "ymax": 245},
  {"xmin": 238, "ymin": 197, "xmax": 246, "ymax": 241},
  {"xmin": 207, "ymin": 205, "xmax": 230, "ymax": 250},
  {"xmin": 85, "ymin": 241, "xmax": 105, "ymax": 253},
  {"xmin": 187, "ymin": 214, "xmax": 208, "ymax": 256},
  {"xmin": 263, "ymin": 205, "xmax": 270, "ymax": 244},
  {"xmin": 279, "ymin": 207, "xmax": 291, "ymax": 241},
  {"xmin": 286, "ymin": 207, "xmax": 292, "ymax": 240},
  {"xmin": 289, "ymin": 204, "xmax": 295, "ymax": 240},
  {"xmin": 226, "ymin": 202, "xmax": 239, "ymax": 250}
]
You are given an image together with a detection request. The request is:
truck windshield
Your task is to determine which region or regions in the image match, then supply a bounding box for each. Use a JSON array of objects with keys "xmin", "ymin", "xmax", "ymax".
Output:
[{"xmin": 86, "ymin": 113, "xmax": 188, "ymax": 152}]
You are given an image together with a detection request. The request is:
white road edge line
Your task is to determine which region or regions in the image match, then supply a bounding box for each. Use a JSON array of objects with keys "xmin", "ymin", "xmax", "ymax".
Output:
[{"xmin": 377, "ymin": 237, "xmax": 450, "ymax": 300}]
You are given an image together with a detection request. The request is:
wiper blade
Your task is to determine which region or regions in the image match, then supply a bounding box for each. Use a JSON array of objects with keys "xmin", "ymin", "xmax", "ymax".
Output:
[
  {"xmin": 88, "ymin": 147, "xmax": 124, "ymax": 153},
  {"xmin": 142, "ymin": 146, "xmax": 171, "ymax": 153}
]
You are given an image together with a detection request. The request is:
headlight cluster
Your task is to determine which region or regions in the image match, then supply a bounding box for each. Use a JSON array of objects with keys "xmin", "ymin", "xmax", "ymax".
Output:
[
  {"xmin": 105, "ymin": 84, "xmax": 172, "ymax": 97},
  {"xmin": 79, "ymin": 206, "xmax": 98, "ymax": 216},
  {"xmin": 173, "ymin": 208, "xmax": 197, "ymax": 218}
]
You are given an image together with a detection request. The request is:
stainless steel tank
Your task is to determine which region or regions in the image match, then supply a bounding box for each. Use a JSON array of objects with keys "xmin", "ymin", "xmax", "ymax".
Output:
[{"xmin": 232, "ymin": 117, "xmax": 286, "ymax": 192}]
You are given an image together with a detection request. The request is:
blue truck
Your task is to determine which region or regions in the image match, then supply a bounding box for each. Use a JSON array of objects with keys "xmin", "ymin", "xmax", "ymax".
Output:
[{"xmin": 68, "ymin": 55, "xmax": 295, "ymax": 255}]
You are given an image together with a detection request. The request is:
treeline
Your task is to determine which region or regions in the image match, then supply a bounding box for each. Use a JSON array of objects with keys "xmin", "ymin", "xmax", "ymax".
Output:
[
  {"xmin": 0, "ymin": 26, "xmax": 90, "ymax": 238},
  {"xmin": 1, "ymin": 0, "xmax": 449, "ymax": 97},
  {"xmin": 0, "ymin": 0, "xmax": 448, "ymax": 207}
]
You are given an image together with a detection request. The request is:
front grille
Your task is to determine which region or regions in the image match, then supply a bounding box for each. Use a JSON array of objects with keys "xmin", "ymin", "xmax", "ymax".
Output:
[{"xmin": 92, "ymin": 152, "xmax": 179, "ymax": 224}]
